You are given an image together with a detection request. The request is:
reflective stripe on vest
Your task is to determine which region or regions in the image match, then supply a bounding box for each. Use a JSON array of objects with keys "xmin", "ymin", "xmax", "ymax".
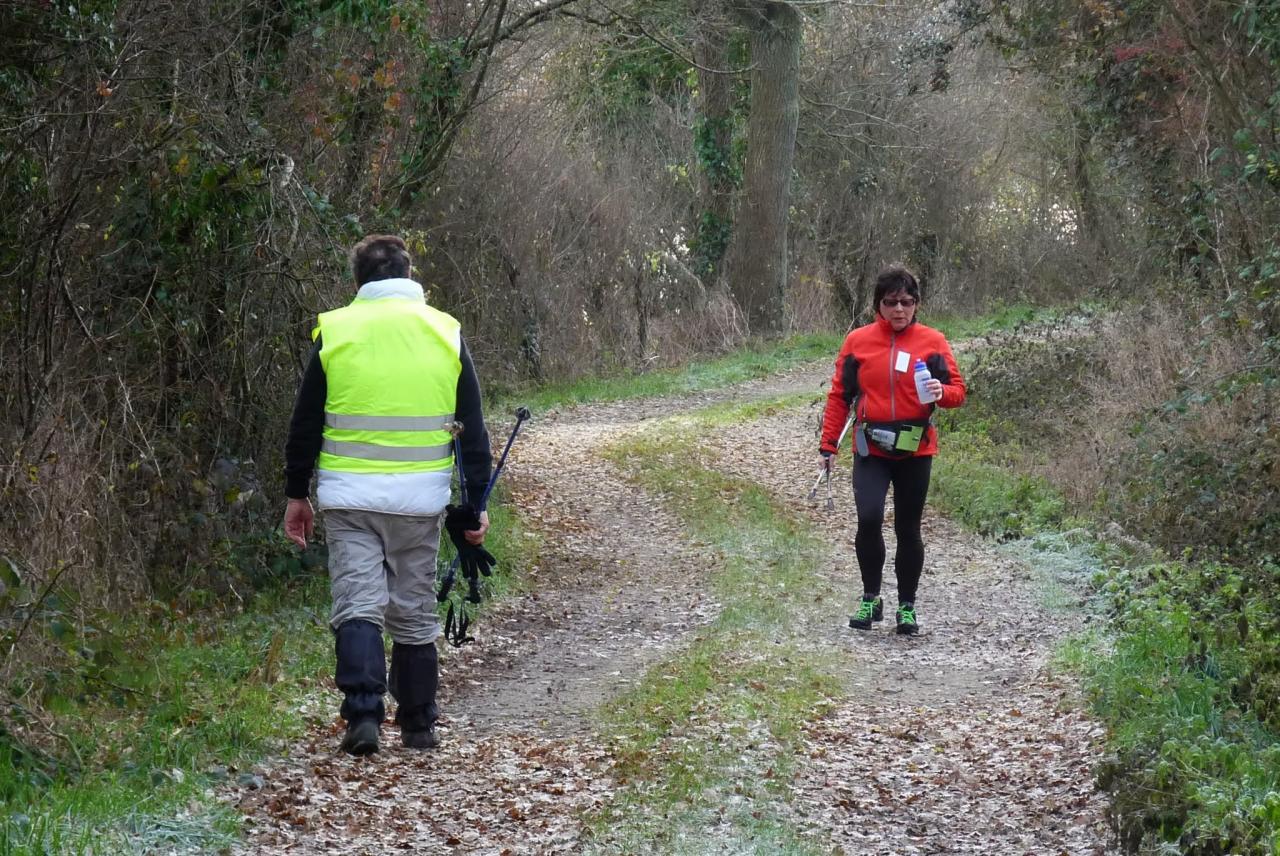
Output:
[
  {"xmin": 315, "ymin": 295, "xmax": 462, "ymax": 475},
  {"xmin": 324, "ymin": 413, "xmax": 456, "ymax": 432},
  {"xmin": 321, "ymin": 438, "xmax": 452, "ymax": 462}
]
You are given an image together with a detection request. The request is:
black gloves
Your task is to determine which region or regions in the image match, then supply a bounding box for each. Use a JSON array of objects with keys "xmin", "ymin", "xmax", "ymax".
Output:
[{"xmin": 444, "ymin": 504, "xmax": 496, "ymax": 603}]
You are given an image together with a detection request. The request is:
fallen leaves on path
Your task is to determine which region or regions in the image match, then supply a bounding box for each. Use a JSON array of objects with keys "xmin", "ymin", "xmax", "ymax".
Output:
[
  {"xmin": 227, "ymin": 360, "xmax": 1118, "ymax": 854},
  {"xmin": 230, "ymin": 728, "xmax": 613, "ymax": 854},
  {"xmin": 792, "ymin": 684, "xmax": 1112, "ymax": 855}
]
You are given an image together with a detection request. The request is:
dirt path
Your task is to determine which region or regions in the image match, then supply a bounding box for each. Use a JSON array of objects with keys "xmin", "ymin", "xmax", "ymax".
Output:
[{"xmin": 228, "ymin": 363, "xmax": 1115, "ymax": 854}]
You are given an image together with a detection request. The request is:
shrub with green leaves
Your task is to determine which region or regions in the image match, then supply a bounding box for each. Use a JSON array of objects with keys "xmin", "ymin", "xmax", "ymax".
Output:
[{"xmin": 1086, "ymin": 566, "xmax": 1280, "ymax": 855}]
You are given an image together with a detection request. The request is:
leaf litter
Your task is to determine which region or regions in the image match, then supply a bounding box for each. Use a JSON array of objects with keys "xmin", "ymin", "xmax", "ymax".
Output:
[{"xmin": 225, "ymin": 361, "xmax": 1116, "ymax": 854}]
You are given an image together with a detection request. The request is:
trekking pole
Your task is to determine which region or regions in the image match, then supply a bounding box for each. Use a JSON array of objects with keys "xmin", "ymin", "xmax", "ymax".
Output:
[
  {"xmin": 809, "ymin": 414, "xmax": 854, "ymax": 506},
  {"xmin": 437, "ymin": 407, "xmax": 532, "ymax": 601},
  {"xmin": 828, "ymin": 415, "xmax": 855, "ymax": 511},
  {"xmin": 478, "ymin": 406, "xmax": 531, "ymax": 511},
  {"xmin": 807, "ymin": 469, "xmax": 827, "ymax": 502},
  {"xmin": 835, "ymin": 413, "xmax": 855, "ymax": 451}
]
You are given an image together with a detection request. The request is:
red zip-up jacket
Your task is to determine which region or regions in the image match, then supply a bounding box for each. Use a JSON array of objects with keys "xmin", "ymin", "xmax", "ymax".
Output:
[{"xmin": 819, "ymin": 316, "xmax": 966, "ymax": 458}]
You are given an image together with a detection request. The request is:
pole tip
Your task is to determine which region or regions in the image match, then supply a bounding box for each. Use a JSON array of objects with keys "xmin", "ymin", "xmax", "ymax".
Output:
[{"xmin": 515, "ymin": 406, "xmax": 531, "ymax": 421}]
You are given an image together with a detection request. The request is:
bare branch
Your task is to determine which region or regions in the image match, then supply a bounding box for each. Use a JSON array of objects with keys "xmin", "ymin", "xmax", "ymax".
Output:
[
  {"xmin": 469, "ymin": 0, "xmax": 587, "ymax": 51},
  {"xmin": 594, "ymin": 0, "xmax": 757, "ymax": 76}
]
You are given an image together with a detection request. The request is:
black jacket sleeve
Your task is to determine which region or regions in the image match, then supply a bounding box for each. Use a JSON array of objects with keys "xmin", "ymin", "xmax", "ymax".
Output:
[
  {"xmin": 455, "ymin": 338, "xmax": 492, "ymax": 505},
  {"xmin": 925, "ymin": 353, "xmax": 952, "ymax": 384},
  {"xmin": 283, "ymin": 339, "xmax": 326, "ymax": 499},
  {"xmin": 840, "ymin": 355, "xmax": 861, "ymax": 404}
]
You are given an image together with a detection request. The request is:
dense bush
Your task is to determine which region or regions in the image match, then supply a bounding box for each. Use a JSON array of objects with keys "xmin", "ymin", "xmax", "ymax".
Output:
[{"xmin": 1089, "ymin": 559, "xmax": 1280, "ymax": 855}]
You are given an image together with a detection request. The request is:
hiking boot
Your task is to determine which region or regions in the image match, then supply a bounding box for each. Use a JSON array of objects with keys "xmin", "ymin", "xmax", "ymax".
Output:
[
  {"xmin": 895, "ymin": 603, "xmax": 919, "ymax": 636},
  {"xmin": 341, "ymin": 719, "xmax": 380, "ymax": 756},
  {"xmin": 848, "ymin": 595, "xmax": 884, "ymax": 630},
  {"xmin": 401, "ymin": 726, "xmax": 441, "ymax": 750}
]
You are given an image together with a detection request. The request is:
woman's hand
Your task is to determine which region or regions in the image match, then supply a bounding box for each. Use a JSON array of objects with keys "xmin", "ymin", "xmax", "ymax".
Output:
[
  {"xmin": 925, "ymin": 378, "xmax": 943, "ymax": 400},
  {"xmin": 817, "ymin": 453, "xmax": 833, "ymax": 473}
]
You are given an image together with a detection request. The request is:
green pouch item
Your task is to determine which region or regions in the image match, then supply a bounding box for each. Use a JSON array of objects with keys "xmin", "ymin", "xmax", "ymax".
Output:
[{"xmin": 895, "ymin": 425, "xmax": 924, "ymax": 452}]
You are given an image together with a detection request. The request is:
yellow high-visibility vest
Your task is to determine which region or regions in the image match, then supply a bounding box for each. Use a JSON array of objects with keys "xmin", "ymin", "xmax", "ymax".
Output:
[{"xmin": 313, "ymin": 295, "xmax": 461, "ymax": 475}]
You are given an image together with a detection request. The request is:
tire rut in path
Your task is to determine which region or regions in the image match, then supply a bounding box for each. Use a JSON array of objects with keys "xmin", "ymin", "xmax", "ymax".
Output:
[{"xmin": 436, "ymin": 416, "xmax": 716, "ymax": 737}]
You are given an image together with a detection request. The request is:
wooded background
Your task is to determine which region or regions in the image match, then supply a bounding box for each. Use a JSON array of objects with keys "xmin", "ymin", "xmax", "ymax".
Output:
[{"xmin": 2, "ymin": 0, "xmax": 1276, "ymax": 745}]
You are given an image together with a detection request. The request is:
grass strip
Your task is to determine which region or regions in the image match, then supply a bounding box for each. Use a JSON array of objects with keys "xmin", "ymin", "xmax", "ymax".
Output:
[
  {"xmin": 1, "ymin": 578, "xmax": 332, "ymax": 855},
  {"xmin": 929, "ymin": 428, "xmax": 1075, "ymax": 541},
  {"xmin": 490, "ymin": 333, "xmax": 839, "ymax": 413},
  {"xmin": 586, "ymin": 408, "xmax": 841, "ymax": 855},
  {"xmin": 1058, "ymin": 588, "xmax": 1280, "ymax": 854}
]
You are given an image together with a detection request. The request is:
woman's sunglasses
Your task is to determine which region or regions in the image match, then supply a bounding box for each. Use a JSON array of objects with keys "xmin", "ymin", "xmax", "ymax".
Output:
[{"xmin": 881, "ymin": 297, "xmax": 917, "ymax": 308}]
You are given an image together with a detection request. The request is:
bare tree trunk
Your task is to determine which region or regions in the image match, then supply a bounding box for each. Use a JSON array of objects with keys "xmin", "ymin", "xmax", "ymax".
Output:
[
  {"xmin": 1069, "ymin": 106, "xmax": 1107, "ymax": 256},
  {"xmin": 725, "ymin": 1, "xmax": 801, "ymax": 336},
  {"xmin": 499, "ymin": 252, "xmax": 544, "ymax": 382},
  {"xmin": 632, "ymin": 266, "xmax": 649, "ymax": 362}
]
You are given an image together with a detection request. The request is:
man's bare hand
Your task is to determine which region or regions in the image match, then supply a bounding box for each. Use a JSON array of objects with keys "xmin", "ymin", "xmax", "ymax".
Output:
[
  {"xmin": 284, "ymin": 498, "xmax": 314, "ymax": 549},
  {"xmin": 465, "ymin": 510, "xmax": 489, "ymax": 545}
]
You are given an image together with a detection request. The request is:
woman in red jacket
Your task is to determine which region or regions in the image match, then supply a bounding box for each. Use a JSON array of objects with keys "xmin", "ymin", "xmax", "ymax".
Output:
[{"xmin": 818, "ymin": 265, "xmax": 966, "ymax": 635}]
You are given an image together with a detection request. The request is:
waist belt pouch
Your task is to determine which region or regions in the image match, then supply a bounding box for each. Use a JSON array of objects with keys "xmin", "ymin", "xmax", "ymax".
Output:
[
  {"xmin": 863, "ymin": 421, "xmax": 929, "ymax": 456},
  {"xmin": 895, "ymin": 425, "xmax": 924, "ymax": 452}
]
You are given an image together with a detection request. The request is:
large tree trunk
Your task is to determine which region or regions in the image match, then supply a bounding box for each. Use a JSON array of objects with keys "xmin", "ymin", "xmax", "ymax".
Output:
[
  {"xmin": 725, "ymin": 1, "xmax": 801, "ymax": 336},
  {"xmin": 692, "ymin": 10, "xmax": 736, "ymax": 286}
]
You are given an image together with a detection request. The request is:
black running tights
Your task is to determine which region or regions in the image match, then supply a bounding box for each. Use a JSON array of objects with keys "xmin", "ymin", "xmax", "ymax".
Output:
[{"xmin": 852, "ymin": 453, "xmax": 933, "ymax": 604}]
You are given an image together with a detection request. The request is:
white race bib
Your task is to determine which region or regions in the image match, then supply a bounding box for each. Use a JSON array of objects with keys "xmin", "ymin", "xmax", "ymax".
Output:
[{"xmin": 894, "ymin": 350, "xmax": 912, "ymax": 373}]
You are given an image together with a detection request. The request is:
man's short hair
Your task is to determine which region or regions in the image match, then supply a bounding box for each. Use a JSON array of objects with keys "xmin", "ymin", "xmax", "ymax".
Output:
[{"xmin": 350, "ymin": 234, "xmax": 411, "ymax": 286}]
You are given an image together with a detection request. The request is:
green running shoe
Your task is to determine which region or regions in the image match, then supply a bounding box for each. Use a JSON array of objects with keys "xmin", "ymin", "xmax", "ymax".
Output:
[
  {"xmin": 848, "ymin": 595, "xmax": 884, "ymax": 630},
  {"xmin": 895, "ymin": 602, "xmax": 919, "ymax": 635}
]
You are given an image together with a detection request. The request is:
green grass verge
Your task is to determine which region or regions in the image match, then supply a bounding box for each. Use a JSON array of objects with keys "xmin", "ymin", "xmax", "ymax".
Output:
[
  {"xmin": 1, "ymin": 577, "xmax": 332, "ymax": 855},
  {"xmin": 1, "ymin": 498, "xmax": 528, "ymax": 855},
  {"xmin": 586, "ymin": 407, "xmax": 840, "ymax": 855},
  {"xmin": 1073, "ymin": 582, "xmax": 1280, "ymax": 854},
  {"xmin": 489, "ymin": 333, "xmax": 840, "ymax": 413},
  {"xmin": 930, "ymin": 419, "xmax": 1076, "ymax": 541}
]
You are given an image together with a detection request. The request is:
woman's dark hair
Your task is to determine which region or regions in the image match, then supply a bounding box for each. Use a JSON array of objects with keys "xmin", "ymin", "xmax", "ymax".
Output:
[
  {"xmin": 872, "ymin": 264, "xmax": 921, "ymax": 307},
  {"xmin": 350, "ymin": 234, "xmax": 412, "ymax": 285}
]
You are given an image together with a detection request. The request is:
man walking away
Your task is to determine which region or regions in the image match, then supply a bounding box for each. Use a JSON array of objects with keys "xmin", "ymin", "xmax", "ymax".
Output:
[{"xmin": 282, "ymin": 234, "xmax": 492, "ymax": 755}]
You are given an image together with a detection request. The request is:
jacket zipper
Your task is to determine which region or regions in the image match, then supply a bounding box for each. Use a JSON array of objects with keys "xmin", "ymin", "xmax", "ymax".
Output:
[{"xmin": 888, "ymin": 331, "xmax": 897, "ymax": 421}]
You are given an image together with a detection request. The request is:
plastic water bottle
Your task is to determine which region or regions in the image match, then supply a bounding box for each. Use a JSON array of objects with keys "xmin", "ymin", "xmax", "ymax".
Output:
[{"xmin": 914, "ymin": 360, "xmax": 938, "ymax": 404}]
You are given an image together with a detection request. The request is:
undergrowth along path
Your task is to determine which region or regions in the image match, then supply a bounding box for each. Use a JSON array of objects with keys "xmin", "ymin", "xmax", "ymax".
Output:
[{"xmin": 228, "ymin": 359, "xmax": 1115, "ymax": 854}]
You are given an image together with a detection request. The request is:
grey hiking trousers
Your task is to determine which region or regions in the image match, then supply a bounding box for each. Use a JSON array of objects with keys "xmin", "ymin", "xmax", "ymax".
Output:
[{"xmin": 325, "ymin": 508, "xmax": 443, "ymax": 646}]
